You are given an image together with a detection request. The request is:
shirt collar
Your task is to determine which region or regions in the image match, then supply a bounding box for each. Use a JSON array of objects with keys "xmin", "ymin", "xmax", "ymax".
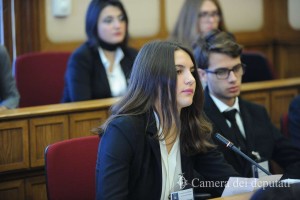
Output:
[
  {"xmin": 209, "ymin": 93, "xmax": 240, "ymax": 113},
  {"xmin": 98, "ymin": 47, "xmax": 124, "ymax": 70}
]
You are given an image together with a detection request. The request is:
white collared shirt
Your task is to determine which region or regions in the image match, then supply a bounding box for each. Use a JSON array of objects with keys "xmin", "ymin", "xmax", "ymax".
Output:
[
  {"xmin": 153, "ymin": 112, "xmax": 182, "ymax": 200},
  {"xmin": 98, "ymin": 47, "xmax": 127, "ymax": 97},
  {"xmin": 210, "ymin": 94, "xmax": 246, "ymax": 138}
]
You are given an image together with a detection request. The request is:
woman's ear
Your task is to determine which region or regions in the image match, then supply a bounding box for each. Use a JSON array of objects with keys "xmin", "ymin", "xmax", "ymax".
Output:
[{"xmin": 198, "ymin": 68, "xmax": 207, "ymax": 82}]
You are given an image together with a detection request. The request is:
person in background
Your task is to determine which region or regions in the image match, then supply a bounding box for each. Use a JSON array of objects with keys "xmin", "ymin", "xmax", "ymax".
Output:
[
  {"xmin": 96, "ymin": 40, "xmax": 238, "ymax": 199},
  {"xmin": 0, "ymin": 44, "xmax": 20, "ymax": 110},
  {"xmin": 194, "ymin": 30, "xmax": 300, "ymax": 179},
  {"xmin": 288, "ymin": 95, "xmax": 300, "ymax": 147},
  {"xmin": 250, "ymin": 183, "xmax": 300, "ymax": 200},
  {"xmin": 170, "ymin": 0, "xmax": 227, "ymax": 49},
  {"xmin": 62, "ymin": 0, "xmax": 137, "ymax": 103}
]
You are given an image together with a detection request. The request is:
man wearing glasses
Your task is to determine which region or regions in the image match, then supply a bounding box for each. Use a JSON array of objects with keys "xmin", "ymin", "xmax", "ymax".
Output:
[{"xmin": 194, "ymin": 30, "xmax": 300, "ymax": 179}]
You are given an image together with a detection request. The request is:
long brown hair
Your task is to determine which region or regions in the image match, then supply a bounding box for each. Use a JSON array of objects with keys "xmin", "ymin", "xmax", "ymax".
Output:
[
  {"xmin": 100, "ymin": 40, "xmax": 213, "ymax": 155},
  {"xmin": 170, "ymin": 0, "xmax": 227, "ymax": 49}
]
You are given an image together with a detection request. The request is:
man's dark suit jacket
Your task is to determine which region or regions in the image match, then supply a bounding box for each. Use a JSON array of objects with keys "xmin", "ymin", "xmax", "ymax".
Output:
[
  {"xmin": 62, "ymin": 42, "xmax": 137, "ymax": 102},
  {"xmin": 288, "ymin": 95, "xmax": 300, "ymax": 147},
  {"xmin": 96, "ymin": 110, "xmax": 238, "ymax": 200},
  {"xmin": 204, "ymin": 87, "xmax": 300, "ymax": 179}
]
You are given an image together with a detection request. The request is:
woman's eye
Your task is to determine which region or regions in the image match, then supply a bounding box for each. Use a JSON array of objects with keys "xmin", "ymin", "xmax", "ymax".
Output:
[
  {"xmin": 118, "ymin": 15, "xmax": 125, "ymax": 21},
  {"xmin": 176, "ymin": 70, "xmax": 182, "ymax": 74},
  {"xmin": 103, "ymin": 17, "xmax": 113, "ymax": 23}
]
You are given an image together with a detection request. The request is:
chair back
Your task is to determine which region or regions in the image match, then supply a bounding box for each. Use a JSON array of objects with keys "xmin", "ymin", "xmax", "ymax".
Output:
[
  {"xmin": 280, "ymin": 113, "xmax": 289, "ymax": 138},
  {"xmin": 14, "ymin": 52, "xmax": 71, "ymax": 107},
  {"xmin": 45, "ymin": 135, "xmax": 100, "ymax": 200},
  {"xmin": 241, "ymin": 51, "xmax": 275, "ymax": 83}
]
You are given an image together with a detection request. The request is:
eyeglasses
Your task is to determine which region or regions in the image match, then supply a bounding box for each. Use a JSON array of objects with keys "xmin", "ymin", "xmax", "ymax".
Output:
[
  {"xmin": 198, "ymin": 11, "xmax": 220, "ymax": 20},
  {"xmin": 204, "ymin": 63, "xmax": 246, "ymax": 80}
]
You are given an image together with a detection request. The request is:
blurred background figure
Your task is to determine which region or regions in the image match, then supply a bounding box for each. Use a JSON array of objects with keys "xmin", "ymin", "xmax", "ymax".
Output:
[
  {"xmin": 288, "ymin": 95, "xmax": 300, "ymax": 147},
  {"xmin": 170, "ymin": 0, "xmax": 227, "ymax": 49},
  {"xmin": 0, "ymin": 44, "xmax": 20, "ymax": 111},
  {"xmin": 62, "ymin": 0, "xmax": 137, "ymax": 103},
  {"xmin": 170, "ymin": 0, "xmax": 274, "ymax": 84}
]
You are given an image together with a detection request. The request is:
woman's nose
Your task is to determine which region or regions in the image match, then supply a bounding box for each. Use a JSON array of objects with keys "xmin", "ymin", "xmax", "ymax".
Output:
[{"xmin": 186, "ymin": 72, "xmax": 195, "ymax": 85}]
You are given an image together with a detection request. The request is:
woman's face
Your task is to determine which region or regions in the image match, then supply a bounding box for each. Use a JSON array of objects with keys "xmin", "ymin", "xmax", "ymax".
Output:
[
  {"xmin": 97, "ymin": 5, "xmax": 126, "ymax": 44},
  {"xmin": 175, "ymin": 49, "xmax": 196, "ymax": 111},
  {"xmin": 197, "ymin": 0, "xmax": 220, "ymax": 36}
]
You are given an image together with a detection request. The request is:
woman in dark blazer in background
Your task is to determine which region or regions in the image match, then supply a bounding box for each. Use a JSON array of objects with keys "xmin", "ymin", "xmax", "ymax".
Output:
[
  {"xmin": 0, "ymin": 45, "xmax": 20, "ymax": 110},
  {"xmin": 62, "ymin": 0, "xmax": 137, "ymax": 102},
  {"xmin": 96, "ymin": 40, "xmax": 238, "ymax": 200}
]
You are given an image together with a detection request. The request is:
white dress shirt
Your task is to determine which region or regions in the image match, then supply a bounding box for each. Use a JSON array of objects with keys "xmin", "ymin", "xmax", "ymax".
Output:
[
  {"xmin": 210, "ymin": 94, "xmax": 246, "ymax": 138},
  {"xmin": 98, "ymin": 47, "xmax": 127, "ymax": 97},
  {"xmin": 154, "ymin": 112, "xmax": 182, "ymax": 200}
]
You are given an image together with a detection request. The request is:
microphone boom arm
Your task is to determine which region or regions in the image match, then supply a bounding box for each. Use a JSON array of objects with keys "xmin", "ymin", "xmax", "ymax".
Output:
[{"xmin": 215, "ymin": 133, "xmax": 272, "ymax": 176}]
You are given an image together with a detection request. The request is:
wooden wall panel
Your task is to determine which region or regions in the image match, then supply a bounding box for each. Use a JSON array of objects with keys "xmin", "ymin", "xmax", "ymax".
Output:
[
  {"xmin": 0, "ymin": 180, "xmax": 25, "ymax": 200},
  {"xmin": 29, "ymin": 115, "xmax": 69, "ymax": 167},
  {"xmin": 276, "ymin": 45, "xmax": 300, "ymax": 78},
  {"xmin": 241, "ymin": 92, "xmax": 270, "ymax": 114},
  {"xmin": 0, "ymin": 120, "xmax": 29, "ymax": 172},
  {"xmin": 271, "ymin": 89, "xmax": 298, "ymax": 128},
  {"xmin": 69, "ymin": 110, "xmax": 108, "ymax": 138},
  {"xmin": 25, "ymin": 176, "xmax": 47, "ymax": 200}
]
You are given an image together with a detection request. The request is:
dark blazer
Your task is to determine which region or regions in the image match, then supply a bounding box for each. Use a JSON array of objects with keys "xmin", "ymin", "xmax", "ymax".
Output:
[
  {"xmin": 203, "ymin": 87, "xmax": 300, "ymax": 179},
  {"xmin": 288, "ymin": 95, "xmax": 300, "ymax": 147},
  {"xmin": 62, "ymin": 42, "xmax": 137, "ymax": 102},
  {"xmin": 96, "ymin": 111, "xmax": 239, "ymax": 200}
]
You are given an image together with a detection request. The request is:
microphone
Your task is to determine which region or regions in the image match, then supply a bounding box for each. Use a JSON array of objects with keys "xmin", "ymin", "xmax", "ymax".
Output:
[{"xmin": 215, "ymin": 133, "xmax": 272, "ymax": 176}]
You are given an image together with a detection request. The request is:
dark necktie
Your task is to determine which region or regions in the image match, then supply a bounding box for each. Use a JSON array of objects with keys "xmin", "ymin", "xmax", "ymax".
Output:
[{"xmin": 223, "ymin": 109, "xmax": 247, "ymax": 152}]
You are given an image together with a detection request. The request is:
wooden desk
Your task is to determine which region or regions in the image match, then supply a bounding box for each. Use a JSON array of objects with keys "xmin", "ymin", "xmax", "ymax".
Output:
[
  {"xmin": 0, "ymin": 98, "xmax": 119, "ymax": 171},
  {"xmin": 0, "ymin": 98, "xmax": 118, "ymax": 200},
  {"xmin": 0, "ymin": 77, "xmax": 300, "ymax": 200},
  {"xmin": 241, "ymin": 77, "xmax": 300, "ymax": 128},
  {"xmin": 211, "ymin": 192, "xmax": 253, "ymax": 200}
]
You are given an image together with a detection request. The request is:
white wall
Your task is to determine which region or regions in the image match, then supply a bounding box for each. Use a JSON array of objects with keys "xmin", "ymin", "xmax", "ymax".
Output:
[{"xmin": 45, "ymin": 0, "xmax": 298, "ymax": 43}]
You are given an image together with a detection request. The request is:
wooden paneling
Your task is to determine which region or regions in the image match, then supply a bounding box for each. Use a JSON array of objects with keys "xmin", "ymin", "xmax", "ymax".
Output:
[
  {"xmin": 0, "ymin": 180, "xmax": 25, "ymax": 200},
  {"xmin": 25, "ymin": 176, "xmax": 47, "ymax": 200},
  {"xmin": 241, "ymin": 92, "xmax": 270, "ymax": 114},
  {"xmin": 69, "ymin": 110, "xmax": 108, "ymax": 138},
  {"xmin": 276, "ymin": 45, "xmax": 300, "ymax": 78},
  {"xmin": 0, "ymin": 120, "xmax": 29, "ymax": 172},
  {"xmin": 0, "ymin": 78, "xmax": 299, "ymax": 199},
  {"xmin": 241, "ymin": 78, "xmax": 300, "ymax": 129},
  {"xmin": 271, "ymin": 89, "xmax": 298, "ymax": 127},
  {"xmin": 29, "ymin": 115, "xmax": 69, "ymax": 167}
]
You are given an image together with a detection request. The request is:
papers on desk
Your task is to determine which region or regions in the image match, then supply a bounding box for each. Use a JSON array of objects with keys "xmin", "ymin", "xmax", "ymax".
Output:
[{"xmin": 222, "ymin": 175, "xmax": 283, "ymax": 197}]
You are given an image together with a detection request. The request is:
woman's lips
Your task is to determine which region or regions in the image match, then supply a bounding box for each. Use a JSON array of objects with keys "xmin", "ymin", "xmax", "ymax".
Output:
[{"xmin": 182, "ymin": 89, "xmax": 194, "ymax": 94}]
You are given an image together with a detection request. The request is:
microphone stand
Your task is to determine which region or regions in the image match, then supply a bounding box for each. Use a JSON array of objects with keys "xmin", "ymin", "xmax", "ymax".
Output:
[{"xmin": 215, "ymin": 133, "xmax": 272, "ymax": 176}]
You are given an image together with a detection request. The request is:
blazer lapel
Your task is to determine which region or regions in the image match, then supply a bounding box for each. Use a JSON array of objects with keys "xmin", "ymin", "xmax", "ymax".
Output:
[
  {"xmin": 93, "ymin": 48, "xmax": 112, "ymax": 96},
  {"xmin": 120, "ymin": 50, "xmax": 135, "ymax": 84},
  {"xmin": 204, "ymin": 88, "xmax": 248, "ymax": 174},
  {"xmin": 204, "ymin": 88, "xmax": 237, "ymax": 143},
  {"xmin": 239, "ymin": 100, "xmax": 257, "ymax": 176},
  {"xmin": 145, "ymin": 111, "xmax": 162, "ymax": 193},
  {"xmin": 239, "ymin": 99, "xmax": 255, "ymax": 152}
]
